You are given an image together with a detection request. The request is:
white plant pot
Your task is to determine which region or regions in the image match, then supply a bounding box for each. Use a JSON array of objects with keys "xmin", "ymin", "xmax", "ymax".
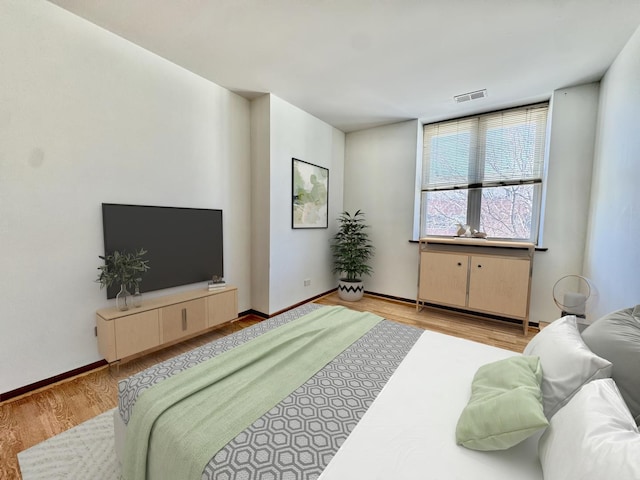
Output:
[{"xmin": 337, "ymin": 279, "xmax": 365, "ymax": 302}]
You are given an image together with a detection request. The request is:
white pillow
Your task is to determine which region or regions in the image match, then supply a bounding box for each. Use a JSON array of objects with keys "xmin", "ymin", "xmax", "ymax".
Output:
[
  {"xmin": 523, "ymin": 315, "xmax": 612, "ymax": 418},
  {"xmin": 539, "ymin": 378, "xmax": 640, "ymax": 480}
]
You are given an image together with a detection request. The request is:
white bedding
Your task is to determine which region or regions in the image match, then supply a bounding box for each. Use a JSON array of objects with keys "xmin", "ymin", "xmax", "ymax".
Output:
[{"xmin": 319, "ymin": 330, "xmax": 543, "ymax": 480}]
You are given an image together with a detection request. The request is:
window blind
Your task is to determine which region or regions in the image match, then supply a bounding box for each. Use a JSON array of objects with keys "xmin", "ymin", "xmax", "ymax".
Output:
[{"xmin": 422, "ymin": 104, "xmax": 548, "ymax": 192}]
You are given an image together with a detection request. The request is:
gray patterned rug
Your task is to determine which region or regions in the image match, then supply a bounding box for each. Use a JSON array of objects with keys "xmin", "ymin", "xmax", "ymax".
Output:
[{"xmin": 18, "ymin": 409, "xmax": 122, "ymax": 480}]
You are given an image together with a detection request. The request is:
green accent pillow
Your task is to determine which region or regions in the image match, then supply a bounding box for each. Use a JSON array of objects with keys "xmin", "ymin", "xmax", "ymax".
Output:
[{"xmin": 455, "ymin": 356, "xmax": 549, "ymax": 451}]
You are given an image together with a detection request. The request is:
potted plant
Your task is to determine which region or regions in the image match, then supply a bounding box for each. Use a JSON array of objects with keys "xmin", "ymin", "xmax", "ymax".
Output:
[
  {"xmin": 96, "ymin": 248, "xmax": 150, "ymax": 311},
  {"xmin": 330, "ymin": 210, "xmax": 374, "ymax": 301}
]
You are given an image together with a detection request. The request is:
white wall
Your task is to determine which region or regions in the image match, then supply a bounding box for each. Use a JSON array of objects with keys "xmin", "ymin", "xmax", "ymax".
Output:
[
  {"xmin": 583, "ymin": 25, "xmax": 640, "ymax": 318},
  {"xmin": 0, "ymin": 0, "xmax": 251, "ymax": 393},
  {"xmin": 344, "ymin": 120, "xmax": 421, "ymax": 298},
  {"xmin": 268, "ymin": 95, "xmax": 345, "ymax": 314},
  {"xmin": 530, "ymin": 83, "xmax": 600, "ymax": 323}
]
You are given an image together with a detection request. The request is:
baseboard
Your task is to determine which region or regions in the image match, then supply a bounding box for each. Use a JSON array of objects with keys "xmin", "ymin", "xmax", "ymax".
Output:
[
  {"xmin": 274, "ymin": 288, "xmax": 338, "ymax": 317},
  {"xmin": 238, "ymin": 309, "xmax": 269, "ymax": 319},
  {"xmin": 364, "ymin": 290, "xmax": 415, "ymax": 305},
  {"xmin": 254, "ymin": 288, "xmax": 338, "ymax": 319},
  {"xmin": 0, "ymin": 359, "xmax": 108, "ymax": 403}
]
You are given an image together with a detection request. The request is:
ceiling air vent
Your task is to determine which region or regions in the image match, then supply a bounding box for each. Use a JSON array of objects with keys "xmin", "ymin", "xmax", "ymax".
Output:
[{"xmin": 454, "ymin": 89, "xmax": 487, "ymax": 104}]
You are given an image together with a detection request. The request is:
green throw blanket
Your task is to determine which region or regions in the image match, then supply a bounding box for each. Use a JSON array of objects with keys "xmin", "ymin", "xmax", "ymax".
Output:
[{"xmin": 123, "ymin": 305, "xmax": 383, "ymax": 480}]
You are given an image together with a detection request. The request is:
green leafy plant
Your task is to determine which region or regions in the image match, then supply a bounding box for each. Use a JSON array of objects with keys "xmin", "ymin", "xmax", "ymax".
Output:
[
  {"xmin": 331, "ymin": 210, "xmax": 374, "ymax": 281},
  {"xmin": 96, "ymin": 248, "xmax": 150, "ymax": 291}
]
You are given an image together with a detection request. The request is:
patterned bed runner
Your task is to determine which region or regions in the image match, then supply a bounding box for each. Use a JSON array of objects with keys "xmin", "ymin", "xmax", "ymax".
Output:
[{"xmin": 124, "ymin": 306, "xmax": 383, "ymax": 480}]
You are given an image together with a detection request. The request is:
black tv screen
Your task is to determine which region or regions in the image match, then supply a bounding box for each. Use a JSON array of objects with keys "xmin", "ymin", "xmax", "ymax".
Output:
[{"xmin": 101, "ymin": 203, "xmax": 223, "ymax": 299}]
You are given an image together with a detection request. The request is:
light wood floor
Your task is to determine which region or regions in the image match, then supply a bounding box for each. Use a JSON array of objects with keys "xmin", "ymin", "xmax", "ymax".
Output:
[{"xmin": 0, "ymin": 292, "xmax": 537, "ymax": 479}]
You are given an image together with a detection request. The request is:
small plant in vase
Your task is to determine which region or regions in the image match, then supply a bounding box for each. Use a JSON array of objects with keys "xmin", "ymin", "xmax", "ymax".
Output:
[
  {"xmin": 96, "ymin": 248, "xmax": 150, "ymax": 311},
  {"xmin": 330, "ymin": 210, "xmax": 374, "ymax": 302}
]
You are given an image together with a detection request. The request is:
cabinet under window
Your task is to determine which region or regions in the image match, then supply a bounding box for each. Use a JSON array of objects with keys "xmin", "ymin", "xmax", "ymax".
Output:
[{"xmin": 417, "ymin": 238, "xmax": 534, "ymax": 333}]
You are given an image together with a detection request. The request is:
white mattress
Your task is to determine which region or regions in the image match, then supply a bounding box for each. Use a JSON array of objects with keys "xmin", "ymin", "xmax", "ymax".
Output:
[{"xmin": 319, "ymin": 330, "xmax": 543, "ymax": 480}]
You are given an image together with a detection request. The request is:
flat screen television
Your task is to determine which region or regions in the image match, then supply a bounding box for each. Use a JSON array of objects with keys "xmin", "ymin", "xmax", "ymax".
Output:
[{"xmin": 101, "ymin": 203, "xmax": 223, "ymax": 299}]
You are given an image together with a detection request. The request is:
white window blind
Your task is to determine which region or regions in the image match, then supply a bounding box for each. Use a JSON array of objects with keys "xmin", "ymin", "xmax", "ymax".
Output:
[{"xmin": 423, "ymin": 104, "xmax": 548, "ymax": 191}]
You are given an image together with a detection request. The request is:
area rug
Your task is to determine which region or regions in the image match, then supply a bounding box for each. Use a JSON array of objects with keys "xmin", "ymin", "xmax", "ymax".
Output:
[{"xmin": 17, "ymin": 408, "xmax": 121, "ymax": 480}]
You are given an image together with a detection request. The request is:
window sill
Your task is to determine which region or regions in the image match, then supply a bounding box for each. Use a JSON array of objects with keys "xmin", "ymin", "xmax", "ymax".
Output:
[{"xmin": 408, "ymin": 239, "xmax": 548, "ymax": 252}]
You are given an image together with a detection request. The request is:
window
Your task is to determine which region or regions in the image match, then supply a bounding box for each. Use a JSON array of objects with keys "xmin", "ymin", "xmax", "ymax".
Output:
[{"xmin": 420, "ymin": 103, "xmax": 548, "ymax": 242}]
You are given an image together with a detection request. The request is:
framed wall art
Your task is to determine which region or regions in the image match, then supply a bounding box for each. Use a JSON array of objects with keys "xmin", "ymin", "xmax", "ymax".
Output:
[{"xmin": 292, "ymin": 158, "xmax": 329, "ymax": 229}]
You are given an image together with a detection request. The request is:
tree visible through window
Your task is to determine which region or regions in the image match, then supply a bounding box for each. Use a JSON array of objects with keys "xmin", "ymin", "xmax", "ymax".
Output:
[{"xmin": 420, "ymin": 104, "xmax": 548, "ymax": 242}]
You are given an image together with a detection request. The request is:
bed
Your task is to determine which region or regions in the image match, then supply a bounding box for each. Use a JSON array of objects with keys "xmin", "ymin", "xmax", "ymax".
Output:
[{"xmin": 114, "ymin": 303, "xmax": 640, "ymax": 480}]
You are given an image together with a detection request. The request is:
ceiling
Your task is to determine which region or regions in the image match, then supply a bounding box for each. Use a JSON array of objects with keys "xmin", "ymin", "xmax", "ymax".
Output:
[{"xmin": 48, "ymin": 0, "xmax": 640, "ymax": 133}]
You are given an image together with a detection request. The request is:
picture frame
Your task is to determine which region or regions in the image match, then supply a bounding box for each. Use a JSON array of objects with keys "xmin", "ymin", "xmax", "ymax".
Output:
[{"xmin": 292, "ymin": 158, "xmax": 329, "ymax": 229}]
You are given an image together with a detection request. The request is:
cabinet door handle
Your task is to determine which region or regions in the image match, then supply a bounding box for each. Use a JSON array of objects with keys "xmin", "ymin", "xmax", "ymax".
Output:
[
  {"xmin": 477, "ymin": 264, "xmax": 482, "ymax": 268},
  {"xmin": 182, "ymin": 308, "xmax": 187, "ymax": 330},
  {"xmin": 457, "ymin": 262, "xmax": 462, "ymax": 266}
]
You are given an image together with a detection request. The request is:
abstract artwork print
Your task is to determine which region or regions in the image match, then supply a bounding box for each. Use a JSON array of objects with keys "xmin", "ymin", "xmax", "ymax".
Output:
[{"xmin": 292, "ymin": 158, "xmax": 329, "ymax": 229}]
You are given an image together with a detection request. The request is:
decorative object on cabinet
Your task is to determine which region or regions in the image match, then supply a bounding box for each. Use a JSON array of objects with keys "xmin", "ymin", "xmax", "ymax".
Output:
[
  {"xmin": 208, "ymin": 275, "xmax": 227, "ymax": 290},
  {"xmin": 96, "ymin": 249, "xmax": 150, "ymax": 311},
  {"xmin": 115, "ymin": 284, "xmax": 132, "ymax": 312},
  {"xmin": 456, "ymin": 223, "xmax": 471, "ymax": 237},
  {"xmin": 457, "ymin": 223, "xmax": 487, "ymax": 239},
  {"xmin": 132, "ymin": 287, "xmax": 142, "ymax": 308},
  {"xmin": 331, "ymin": 210, "xmax": 374, "ymax": 302},
  {"xmin": 417, "ymin": 237, "xmax": 534, "ymax": 333},
  {"xmin": 292, "ymin": 158, "xmax": 329, "ymax": 229}
]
